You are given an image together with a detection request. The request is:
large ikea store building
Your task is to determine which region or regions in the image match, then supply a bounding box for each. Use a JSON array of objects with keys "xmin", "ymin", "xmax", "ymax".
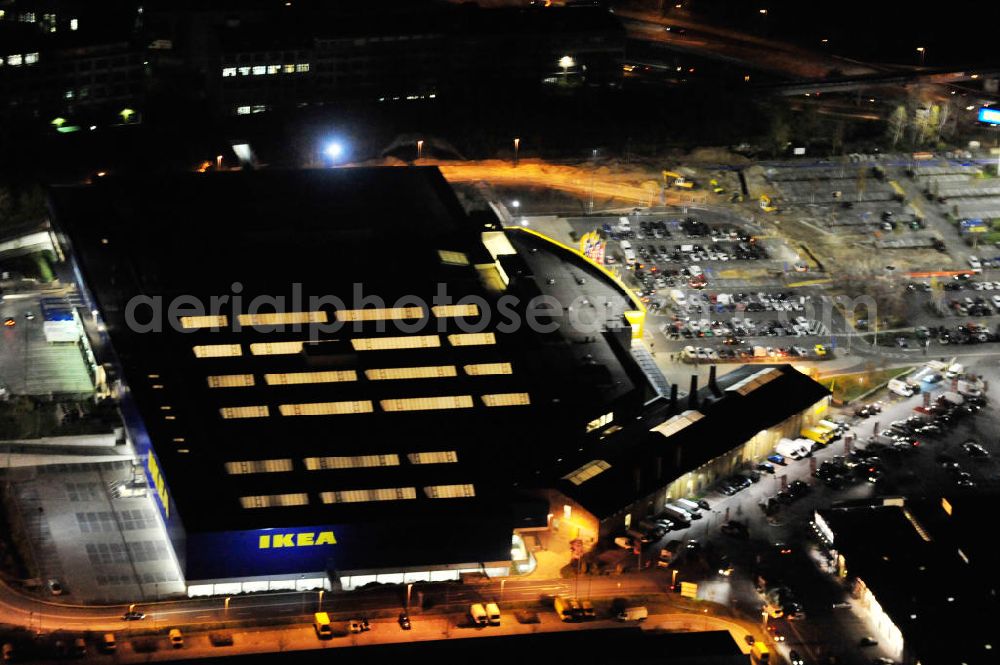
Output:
[{"xmin": 50, "ymin": 167, "xmax": 829, "ymax": 597}]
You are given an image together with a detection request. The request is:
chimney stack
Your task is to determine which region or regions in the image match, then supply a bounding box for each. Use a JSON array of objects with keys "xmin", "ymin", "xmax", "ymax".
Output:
[
  {"xmin": 688, "ymin": 375, "xmax": 699, "ymax": 410},
  {"xmin": 709, "ymin": 365, "xmax": 723, "ymax": 397}
]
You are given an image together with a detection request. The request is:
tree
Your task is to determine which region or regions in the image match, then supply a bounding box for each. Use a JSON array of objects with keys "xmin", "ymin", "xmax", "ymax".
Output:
[
  {"xmin": 767, "ymin": 115, "xmax": 791, "ymax": 157},
  {"xmin": 887, "ymin": 106, "xmax": 907, "ymax": 147}
]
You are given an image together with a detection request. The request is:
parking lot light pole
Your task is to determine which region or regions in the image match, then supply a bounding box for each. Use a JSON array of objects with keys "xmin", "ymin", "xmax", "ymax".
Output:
[
  {"xmin": 318, "ymin": 589, "xmax": 324, "ymax": 611},
  {"xmin": 416, "ymin": 140, "xmax": 424, "ymax": 161},
  {"xmin": 513, "ymin": 138, "xmax": 520, "ymax": 167}
]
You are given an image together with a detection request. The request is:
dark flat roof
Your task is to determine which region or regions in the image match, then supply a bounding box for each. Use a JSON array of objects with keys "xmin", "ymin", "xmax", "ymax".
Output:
[{"xmin": 560, "ymin": 364, "xmax": 830, "ymax": 518}]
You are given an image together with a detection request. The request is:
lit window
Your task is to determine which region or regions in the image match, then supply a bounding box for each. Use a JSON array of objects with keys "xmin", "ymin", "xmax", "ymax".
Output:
[
  {"xmin": 563, "ymin": 460, "xmax": 611, "ymax": 486},
  {"xmin": 240, "ymin": 493, "xmax": 309, "ymax": 509},
  {"xmin": 463, "ymin": 363, "xmax": 512, "ymax": 376},
  {"xmin": 351, "ymin": 335, "xmax": 439, "ymax": 351},
  {"xmin": 237, "ymin": 106, "xmax": 251, "ymax": 115},
  {"xmin": 586, "ymin": 411, "xmax": 614, "ymax": 433},
  {"xmin": 295, "ymin": 63, "xmax": 310, "ymax": 72},
  {"xmin": 251, "ymin": 105, "xmax": 266, "ymax": 114},
  {"xmin": 224, "ymin": 459, "xmax": 294, "ymax": 474},
  {"xmin": 432, "ymin": 304, "xmax": 479, "ymax": 318},
  {"xmin": 438, "ymin": 250, "xmax": 470, "ymax": 266},
  {"xmin": 279, "ymin": 401, "xmax": 373, "ymax": 416},
  {"xmin": 267, "ymin": 65, "xmax": 280, "ymax": 74},
  {"xmin": 365, "ymin": 366, "xmax": 456, "ymax": 381},
  {"xmin": 320, "ymin": 488, "xmax": 416, "ymax": 504},
  {"xmin": 238, "ymin": 66, "xmax": 251, "ymax": 76},
  {"xmin": 407, "ymin": 451, "xmax": 458, "ymax": 464},
  {"xmin": 481, "ymin": 392, "xmax": 530, "ymax": 407},
  {"xmin": 334, "ymin": 307, "xmax": 424, "ymax": 322},
  {"xmin": 220, "ymin": 405, "xmax": 270, "ymax": 419},
  {"xmin": 238, "ymin": 311, "xmax": 327, "ymax": 326},
  {"xmin": 380, "ymin": 395, "xmax": 473, "ymax": 412},
  {"xmin": 283, "ymin": 64, "xmax": 295, "ymax": 73},
  {"xmin": 193, "ymin": 344, "xmax": 242, "ymax": 358},
  {"xmin": 448, "ymin": 332, "xmax": 496, "ymax": 346},
  {"xmin": 207, "ymin": 374, "xmax": 255, "ymax": 388},
  {"xmin": 7, "ymin": 54, "xmax": 22, "ymax": 67},
  {"xmin": 25, "ymin": 52, "xmax": 38, "ymax": 65},
  {"xmin": 64, "ymin": 89, "xmax": 74, "ymax": 99},
  {"xmin": 249, "ymin": 341, "xmax": 304, "ymax": 355},
  {"xmin": 222, "ymin": 67, "xmax": 237, "ymax": 77},
  {"xmin": 264, "ymin": 371, "xmax": 357, "ymax": 385},
  {"xmin": 304, "ymin": 455, "xmax": 400, "ymax": 470},
  {"xmin": 252, "ymin": 65, "xmax": 266, "ymax": 75},
  {"xmin": 424, "ymin": 484, "xmax": 475, "ymax": 499},
  {"xmin": 70, "ymin": 18, "xmax": 78, "ymax": 30},
  {"xmin": 180, "ymin": 314, "xmax": 228, "ymax": 329}
]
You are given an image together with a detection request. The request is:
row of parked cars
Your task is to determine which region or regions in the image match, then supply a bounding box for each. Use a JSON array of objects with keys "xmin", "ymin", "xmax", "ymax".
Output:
[{"xmin": 614, "ymin": 498, "xmax": 709, "ymax": 548}]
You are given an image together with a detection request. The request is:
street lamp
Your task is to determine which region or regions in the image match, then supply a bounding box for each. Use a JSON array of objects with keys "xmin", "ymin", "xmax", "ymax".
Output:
[
  {"xmin": 916, "ymin": 47, "xmax": 926, "ymax": 65},
  {"xmin": 406, "ymin": 583, "xmax": 413, "ymax": 609},
  {"xmin": 500, "ymin": 579, "xmax": 506, "ymax": 602},
  {"xmin": 318, "ymin": 589, "xmax": 324, "ymax": 611},
  {"xmin": 224, "ymin": 597, "xmax": 230, "ymax": 616},
  {"xmin": 513, "ymin": 137, "xmax": 520, "ymax": 167},
  {"xmin": 216, "ymin": 155, "xmax": 223, "ymax": 170},
  {"xmin": 416, "ymin": 140, "xmax": 424, "ymax": 161}
]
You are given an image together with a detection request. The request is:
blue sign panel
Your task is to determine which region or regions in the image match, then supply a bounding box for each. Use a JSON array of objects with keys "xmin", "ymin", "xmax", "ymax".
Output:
[
  {"xmin": 979, "ymin": 107, "xmax": 1000, "ymax": 125},
  {"xmin": 186, "ymin": 526, "xmax": 354, "ymax": 580}
]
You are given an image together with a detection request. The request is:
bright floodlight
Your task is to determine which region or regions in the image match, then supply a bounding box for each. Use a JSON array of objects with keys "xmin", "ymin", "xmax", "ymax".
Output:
[
  {"xmin": 559, "ymin": 56, "xmax": 575, "ymax": 69},
  {"xmin": 324, "ymin": 141, "xmax": 344, "ymax": 159}
]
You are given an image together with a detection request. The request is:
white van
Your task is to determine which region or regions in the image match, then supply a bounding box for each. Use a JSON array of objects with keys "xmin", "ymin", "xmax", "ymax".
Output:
[
  {"xmin": 776, "ymin": 438, "xmax": 810, "ymax": 460},
  {"xmin": 688, "ymin": 264, "xmax": 704, "ymax": 277},
  {"xmin": 670, "ymin": 289, "xmax": 687, "ymax": 306},
  {"xmin": 470, "ymin": 603, "xmax": 489, "ymax": 626},
  {"xmin": 671, "ymin": 499, "xmax": 703, "ymax": 518},
  {"xmin": 660, "ymin": 505, "xmax": 692, "ymax": 526},
  {"xmin": 620, "ymin": 240, "xmax": 636, "ymax": 266},
  {"xmin": 617, "ymin": 217, "xmax": 632, "ymax": 233},
  {"xmin": 968, "ymin": 256, "xmax": 983, "ymax": 273},
  {"xmin": 485, "ymin": 602, "xmax": 501, "ymax": 626},
  {"xmin": 616, "ymin": 606, "xmax": 648, "ymax": 621},
  {"xmin": 887, "ymin": 378, "xmax": 916, "ymax": 397}
]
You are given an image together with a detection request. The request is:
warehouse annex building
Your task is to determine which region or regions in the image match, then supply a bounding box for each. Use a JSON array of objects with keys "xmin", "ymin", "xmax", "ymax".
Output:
[{"xmin": 49, "ymin": 167, "xmax": 831, "ymax": 598}]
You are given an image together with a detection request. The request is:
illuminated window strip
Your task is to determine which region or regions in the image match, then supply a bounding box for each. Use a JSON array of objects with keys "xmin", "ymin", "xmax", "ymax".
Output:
[
  {"xmin": 220, "ymin": 405, "xmax": 270, "ymax": 419},
  {"xmin": 224, "ymin": 459, "xmax": 294, "ymax": 474},
  {"xmin": 431, "ymin": 304, "xmax": 480, "ymax": 318},
  {"xmin": 481, "ymin": 392, "xmax": 531, "ymax": 407},
  {"xmin": 194, "ymin": 344, "xmax": 242, "ymax": 358},
  {"xmin": 279, "ymin": 401, "xmax": 373, "ymax": 416},
  {"xmin": 563, "ymin": 460, "xmax": 611, "ymax": 486},
  {"xmin": 351, "ymin": 335, "xmax": 440, "ymax": 351},
  {"xmin": 335, "ymin": 307, "xmax": 425, "ymax": 322},
  {"xmin": 304, "ymin": 455, "xmax": 400, "ymax": 470},
  {"xmin": 180, "ymin": 315, "xmax": 228, "ymax": 330},
  {"xmin": 240, "ymin": 493, "xmax": 309, "ymax": 509},
  {"xmin": 463, "ymin": 362, "xmax": 513, "ymax": 376},
  {"xmin": 365, "ymin": 366, "xmax": 457, "ymax": 381},
  {"xmin": 380, "ymin": 395, "xmax": 474, "ymax": 412},
  {"xmin": 448, "ymin": 332, "xmax": 496, "ymax": 347},
  {"xmin": 438, "ymin": 250, "xmax": 470, "ymax": 266},
  {"xmin": 424, "ymin": 484, "xmax": 476, "ymax": 499},
  {"xmin": 264, "ymin": 371, "xmax": 357, "ymax": 385},
  {"xmin": 320, "ymin": 488, "xmax": 417, "ymax": 504},
  {"xmin": 207, "ymin": 374, "xmax": 256, "ymax": 388},
  {"xmin": 407, "ymin": 451, "xmax": 459, "ymax": 465},
  {"xmin": 250, "ymin": 341, "xmax": 304, "ymax": 356},
  {"xmin": 238, "ymin": 311, "xmax": 328, "ymax": 326}
]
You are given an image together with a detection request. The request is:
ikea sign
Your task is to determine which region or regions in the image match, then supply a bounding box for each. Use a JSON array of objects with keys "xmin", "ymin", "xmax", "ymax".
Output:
[{"xmin": 259, "ymin": 531, "xmax": 337, "ymax": 549}]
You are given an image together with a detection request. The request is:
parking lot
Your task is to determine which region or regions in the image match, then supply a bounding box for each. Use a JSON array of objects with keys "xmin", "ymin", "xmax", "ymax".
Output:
[
  {"xmin": 0, "ymin": 293, "xmax": 94, "ymax": 396},
  {"xmin": 606, "ymin": 359, "xmax": 998, "ymax": 665}
]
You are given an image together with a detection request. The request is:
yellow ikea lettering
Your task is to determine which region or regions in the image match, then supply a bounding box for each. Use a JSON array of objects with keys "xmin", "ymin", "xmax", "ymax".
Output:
[
  {"xmin": 258, "ymin": 531, "xmax": 337, "ymax": 549},
  {"xmin": 145, "ymin": 453, "xmax": 170, "ymax": 519}
]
